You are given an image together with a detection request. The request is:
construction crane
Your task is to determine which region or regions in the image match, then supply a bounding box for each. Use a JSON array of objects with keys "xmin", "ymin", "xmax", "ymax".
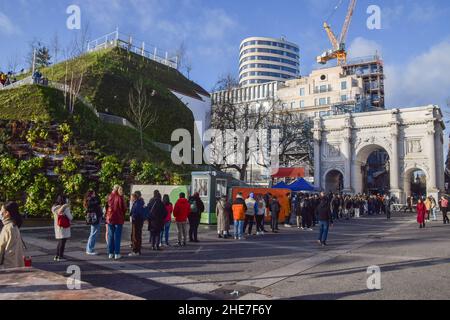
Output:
[{"xmin": 317, "ymin": 0, "xmax": 357, "ymax": 66}]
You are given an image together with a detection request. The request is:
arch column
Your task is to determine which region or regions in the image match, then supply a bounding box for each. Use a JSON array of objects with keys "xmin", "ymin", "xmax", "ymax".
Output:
[
  {"xmin": 390, "ymin": 115, "xmax": 402, "ymax": 200},
  {"xmin": 427, "ymin": 123, "xmax": 439, "ymax": 199},
  {"xmin": 313, "ymin": 118, "xmax": 322, "ymax": 191}
]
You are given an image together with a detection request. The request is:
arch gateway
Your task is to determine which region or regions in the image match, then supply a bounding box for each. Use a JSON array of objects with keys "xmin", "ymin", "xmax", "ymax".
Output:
[{"xmin": 313, "ymin": 106, "xmax": 445, "ymax": 202}]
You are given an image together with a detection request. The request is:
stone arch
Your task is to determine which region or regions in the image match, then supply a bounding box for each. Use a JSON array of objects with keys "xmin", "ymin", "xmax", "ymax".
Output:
[
  {"xmin": 403, "ymin": 166, "xmax": 430, "ymax": 200},
  {"xmin": 323, "ymin": 168, "xmax": 344, "ymax": 193},
  {"xmin": 353, "ymin": 143, "xmax": 391, "ymax": 194}
]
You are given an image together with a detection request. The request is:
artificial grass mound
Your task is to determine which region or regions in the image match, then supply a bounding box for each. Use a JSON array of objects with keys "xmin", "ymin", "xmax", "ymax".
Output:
[{"xmin": 20, "ymin": 46, "xmax": 207, "ymax": 144}]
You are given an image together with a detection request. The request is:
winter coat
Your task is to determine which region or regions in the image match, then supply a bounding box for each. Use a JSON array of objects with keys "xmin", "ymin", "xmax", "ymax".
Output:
[
  {"xmin": 232, "ymin": 196, "xmax": 247, "ymax": 221},
  {"xmin": 189, "ymin": 196, "xmax": 205, "ymax": 221},
  {"xmin": 270, "ymin": 200, "xmax": 281, "ymax": 216},
  {"xmin": 424, "ymin": 198, "xmax": 432, "ymax": 211},
  {"xmin": 417, "ymin": 203, "xmax": 427, "ymax": 224},
  {"xmin": 0, "ymin": 218, "xmax": 25, "ymax": 269},
  {"xmin": 316, "ymin": 198, "xmax": 333, "ymax": 223},
  {"xmin": 164, "ymin": 203, "xmax": 173, "ymax": 223},
  {"xmin": 245, "ymin": 198, "xmax": 256, "ymax": 216},
  {"xmin": 255, "ymin": 200, "xmax": 266, "ymax": 216},
  {"xmin": 216, "ymin": 199, "xmax": 230, "ymax": 232},
  {"xmin": 148, "ymin": 198, "xmax": 167, "ymax": 232},
  {"xmin": 52, "ymin": 205, "xmax": 73, "ymax": 240},
  {"xmin": 130, "ymin": 198, "xmax": 146, "ymax": 222},
  {"xmin": 173, "ymin": 198, "xmax": 190, "ymax": 222},
  {"xmin": 106, "ymin": 191, "xmax": 127, "ymax": 225}
]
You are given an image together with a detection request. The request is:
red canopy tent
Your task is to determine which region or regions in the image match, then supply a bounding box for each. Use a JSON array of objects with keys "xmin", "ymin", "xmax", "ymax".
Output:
[{"xmin": 271, "ymin": 168, "xmax": 305, "ymax": 178}]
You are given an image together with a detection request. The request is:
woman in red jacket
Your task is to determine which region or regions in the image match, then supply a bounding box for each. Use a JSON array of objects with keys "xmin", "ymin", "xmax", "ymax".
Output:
[
  {"xmin": 173, "ymin": 193, "xmax": 190, "ymax": 247},
  {"xmin": 106, "ymin": 185, "xmax": 127, "ymax": 259},
  {"xmin": 417, "ymin": 198, "xmax": 427, "ymax": 229}
]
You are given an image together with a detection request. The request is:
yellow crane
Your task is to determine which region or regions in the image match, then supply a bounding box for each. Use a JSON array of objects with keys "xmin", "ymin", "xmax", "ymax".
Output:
[{"xmin": 317, "ymin": 0, "xmax": 357, "ymax": 66}]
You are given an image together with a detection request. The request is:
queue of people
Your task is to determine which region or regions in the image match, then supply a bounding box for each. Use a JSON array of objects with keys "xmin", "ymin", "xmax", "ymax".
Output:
[{"xmin": 0, "ymin": 71, "xmax": 17, "ymax": 88}]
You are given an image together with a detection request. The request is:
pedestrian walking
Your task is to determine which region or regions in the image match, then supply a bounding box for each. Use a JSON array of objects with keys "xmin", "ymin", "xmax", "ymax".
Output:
[
  {"xmin": 173, "ymin": 193, "xmax": 190, "ymax": 247},
  {"xmin": 232, "ymin": 192, "xmax": 247, "ymax": 240},
  {"xmin": 148, "ymin": 192, "xmax": 167, "ymax": 251},
  {"xmin": 52, "ymin": 195, "xmax": 73, "ymax": 262},
  {"xmin": 295, "ymin": 195, "xmax": 303, "ymax": 229},
  {"xmin": 243, "ymin": 193, "xmax": 256, "ymax": 236},
  {"xmin": 270, "ymin": 196, "xmax": 281, "ymax": 233},
  {"xmin": 216, "ymin": 196, "xmax": 231, "ymax": 238},
  {"xmin": 0, "ymin": 202, "xmax": 25, "ymax": 269},
  {"xmin": 188, "ymin": 193, "xmax": 204, "ymax": 243},
  {"xmin": 255, "ymin": 195, "xmax": 266, "ymax": 235},
  {"xmin": 424, "ymin": 197, "xmax": 432, "ymax": 222},
  {"xmin": 417, "ymin": 198, "xmax": 427, "ymax": 229},
  {"xmin": 128, "ymin": 191, "xmax": 146, "ymax": 256},
  {"xmin": 430, "ymin": 196, "xmax": 438, "ymax": 221},
  {"xmin": 84, "ymin": 190, "xmax": 103, "ymax": 256},
  {"xmin": 106, "ymin": 185, "xmax": 127, "ymax": 260},
  {"xmin": 384, "ymin": 195, "xmax": 393, "ymax": 220},
  {"xmin": 160, "ymin": 195, "xmax": 173, "ymax": 247},
  {"xmin": 439, "ymin": 195, "xmax": 449, "ymax": 225},
  {"xmin": 301, "ymin": 195, "xmax": 313, "ymax": 231},
  {"xmin": 316, "ymin": 193, "xmax": 333, "ymax": 246},
  {"xmin": 282, "ymin": 193, "xmax": 292, "ymax": 227}
]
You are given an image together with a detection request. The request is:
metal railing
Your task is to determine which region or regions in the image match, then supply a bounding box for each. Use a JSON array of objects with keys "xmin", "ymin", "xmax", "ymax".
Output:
[{"xmin": 86, "ymin": 30, "xmax": 178, "ymax": 69}]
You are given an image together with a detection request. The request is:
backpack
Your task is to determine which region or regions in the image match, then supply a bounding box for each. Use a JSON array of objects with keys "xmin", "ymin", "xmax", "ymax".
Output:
[
  {"xmin": 190, "ymin": 199, "xmax": 198, "ymax": 213},
  {"xmin": 85, "ymin": 211, "xmax": 98, "ymax": 225}
]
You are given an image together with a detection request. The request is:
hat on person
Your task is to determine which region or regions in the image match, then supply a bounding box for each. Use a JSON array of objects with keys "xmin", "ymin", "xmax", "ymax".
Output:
[{"xmin": 249, "ymin": 193, "xmax": 255, "ymax": 199}]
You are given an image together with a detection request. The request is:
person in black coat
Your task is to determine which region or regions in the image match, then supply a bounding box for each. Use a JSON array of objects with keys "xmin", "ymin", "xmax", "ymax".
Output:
[
  {"xmin": 270, "ymin": 197, "xmax": 281, "ymax": 233},
  {"xmin": 85, "ymin": 190, "xmax": 104, "ymax": 255},
  {"xmin": 148, "ymin": 192, "xmax": 167, "ymax": 250},
  {"xmin": 315, "ymin": 193, "xmax": 333, "ymax": 246},
  {"xmin": 188, "ymin": 192, "xmax": 205, "ymax": 242},
  {"xmin": 301, "ymin": 196, "xmax": 313, "ymax": 230}
]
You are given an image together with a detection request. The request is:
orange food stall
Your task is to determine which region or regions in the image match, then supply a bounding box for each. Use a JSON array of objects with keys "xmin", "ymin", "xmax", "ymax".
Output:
[{"xmin": 231, "ymin": 187, "xmax": 292, "ymax": 223}]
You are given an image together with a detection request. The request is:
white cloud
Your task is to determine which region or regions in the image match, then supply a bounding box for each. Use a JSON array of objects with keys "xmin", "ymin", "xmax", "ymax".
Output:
[
  {"xmin": 347, "ymin": 37, "xmax": 382, "ymax": 59},
  {"xmin": 0, "ymin": 11, "xmax": 21, "ymax": 35},
  {"xmin": 385, "ymin": 40, "xmax": 450, "ymax": 109}
]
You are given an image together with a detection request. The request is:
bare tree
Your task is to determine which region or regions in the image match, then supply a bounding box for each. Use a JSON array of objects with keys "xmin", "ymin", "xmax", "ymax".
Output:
[
  {"xmin": 175, "ymin": 41, "xmax": 187, "ymax": 73},
  {"xmin": 51, "ymin": 33, "xmax": 61, "ymax": 65},
  {"xmin": 211, "ymin": 73, "xmax": 239, "ymax": 92},
  {"xmin": 185, "ymin": 57, "xmax": 193, "ymax": 80},
  {"xmin": 7, "ymin": 53, "xmax": 20, "ymax": 74},
  {"xmin": 127, "ymin": 79, "xmax": 159, "ymax": 148}
]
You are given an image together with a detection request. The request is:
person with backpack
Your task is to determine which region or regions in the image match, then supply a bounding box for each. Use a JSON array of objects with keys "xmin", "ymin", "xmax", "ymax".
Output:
[
  {"xmin": 188, "ymin": 192, "xmax": 204, "ymax": 243},
  {"xmin": 84, "ymin": 190, "xmax": 103, "ymax": 256},
  {"xmin": 0, "ymin": 202, "xmax": 25, "ymax": 269},
  {"xmin": 243, "ymin": 193, "xmax": 256, "ymax": 236},
  {"xmin": 52, "ymin": 195, "xmax": 73, "ymax": 262},
  {"xmin": 216, "ymin": 195, "xmax": 231, "ymax": 239},
  {"xmin": 173, "ymin": 193, "xmax": 190, "ymax": 247},
  {"xmin": 106, "ymin": 185, "xmax": 127, "ymax": 260},
  {"xmin": 148, "ymin": 192, "xmax": 167, "ymax": 251},
  {"xmin": 129, "ymin": 191, "xmax": 146, "ymax": 256},
  {"xmin": 232, "ymin": 192, "xmax": 247, "ymax": 240},
  {"xmin": 440, "ymin": 195, "xmax": 449, "ymax": 224},
  {"xmin": 160, "ymin": 194, "xmax": 173, "ymax": 247}
]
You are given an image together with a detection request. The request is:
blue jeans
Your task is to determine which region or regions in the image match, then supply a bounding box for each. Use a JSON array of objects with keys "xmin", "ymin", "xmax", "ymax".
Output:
[
  {"xmin": 160, "ymin": 221, "xmax": 171, "ymax": 245},
  {"xmin": 318, "ymin": 220, "xmax": 330, "ymax": 243},
  {"xmin": 107, "ymin": 224, "xmax": 123, "ymax": 255},
  {"xmin": 432, "ymin": 207, "xmax": 437, "ymax": 220},
  {"xmin": 86, "ymin": 223, "xmax": 101, "ymax": 253},
  {"xmin": 234, "ymin": 220, "xmax": 244, "ymax": 238}
]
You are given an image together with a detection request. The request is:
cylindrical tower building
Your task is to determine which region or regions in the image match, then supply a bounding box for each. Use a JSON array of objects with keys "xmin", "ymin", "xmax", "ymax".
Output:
[{"xmin": 239, "ymin": 36, "xmax": 300, "ymax": 86}]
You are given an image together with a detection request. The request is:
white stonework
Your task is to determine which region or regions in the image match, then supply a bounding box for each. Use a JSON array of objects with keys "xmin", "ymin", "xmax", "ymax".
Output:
[{"xmin": 313, "ymin": 105, "xmax": 445, "ymax": 202}]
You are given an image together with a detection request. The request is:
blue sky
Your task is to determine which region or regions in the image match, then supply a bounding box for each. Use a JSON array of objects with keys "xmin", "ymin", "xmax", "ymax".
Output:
[{"xmin": 1, "ymin": 0, "xmax": 450, "ymax": 112}]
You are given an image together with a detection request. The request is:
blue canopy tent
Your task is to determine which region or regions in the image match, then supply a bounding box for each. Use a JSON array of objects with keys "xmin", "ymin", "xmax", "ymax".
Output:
[
  {"xmin": 287, "ymin": 178, "xmax": 316, "ymax": 192},
  {"xmin": 273, "ymin": 181, "xmax": 289, "ymax": 189}
]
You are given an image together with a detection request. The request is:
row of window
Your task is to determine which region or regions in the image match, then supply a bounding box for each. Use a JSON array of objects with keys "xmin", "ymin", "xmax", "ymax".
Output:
[
  {"xmin": 240, "ymin": 79, "xmax": 274, "ymax": 86},
  {"xmin": 239, "ymin": 63, "xmax": 298, "ymax": 74},
  {"xmin": 240, "ymin": 71, "xmax": 294, "ymax": 80},
  {"xmin": 298, "ymin": 81, "xmax": 348, "ymax": 96},
  {"xmin": 240, "ymin": 48, "xmax": 299, "ymax": 60},
  {"xmin": 281, "ymin": 95, "xmax": 350, "ymax": 110},
  {"xmin": 240, "ymin": 55, "xmax": 299, "ymax": 67},
  {"xmin": 240, "ymin": 40, "xmax": 299, "ymax": 53}
]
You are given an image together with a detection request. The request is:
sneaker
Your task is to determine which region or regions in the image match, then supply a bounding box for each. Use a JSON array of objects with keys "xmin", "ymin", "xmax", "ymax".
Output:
[
  {"xmin": 108, "ymin": 254, "xmax": 114, "ymax": 259},
  {"xmin": 234, "ymin": 237, "xmax": 238, "ymax": 240},
  {"xmin": 301, "ymin": 227, "xmax": 304, "ymax": 230},
  {"xmin": 317, "ymin": 240, "xmax": 322, "ymax": 246},
  {"xmin": 86, "ymin": 252, "xmax": 98, "ymax": 256},
  {"xmin": 308, "ymin": 228, "xmax": 313, "ymax": 231},
  {"xmin": 114, "ymin": 254, "xmax": 122, "ymax": 260},
  {"xmin": 54, "ymin": 256, "xmax": 59, "ymax": 261},
  {"xmin": 261, "ymin": 231, "xmax": 265, "ymax": 235},
  {"xmin": 284, "ymin": 224, "xmax": 292, "ymax": 228},
  {"xmin": 128, "ymin": 252, "xmax": 140, "ymax": 257}
]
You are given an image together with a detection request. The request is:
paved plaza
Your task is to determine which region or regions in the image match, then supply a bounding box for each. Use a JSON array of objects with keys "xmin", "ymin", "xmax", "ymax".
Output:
[{"xmin": 1, "ymin": 213, "xmax": 449, "ymax": 300}]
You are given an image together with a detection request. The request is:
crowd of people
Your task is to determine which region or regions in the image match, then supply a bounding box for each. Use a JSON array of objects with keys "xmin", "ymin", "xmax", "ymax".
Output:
[
  {"xmin": 0, "ymin": 187, "xmax": 449, "ymax": 268},
  {"xmin": 0, "ymin": 71, "xmax": 18, "ymax": 88}
]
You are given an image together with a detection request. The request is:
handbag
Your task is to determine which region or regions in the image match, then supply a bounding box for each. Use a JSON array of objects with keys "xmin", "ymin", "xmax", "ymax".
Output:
[{"xmin": 57, "ymin": 206, "xmax": 71, "ymax": 228}]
